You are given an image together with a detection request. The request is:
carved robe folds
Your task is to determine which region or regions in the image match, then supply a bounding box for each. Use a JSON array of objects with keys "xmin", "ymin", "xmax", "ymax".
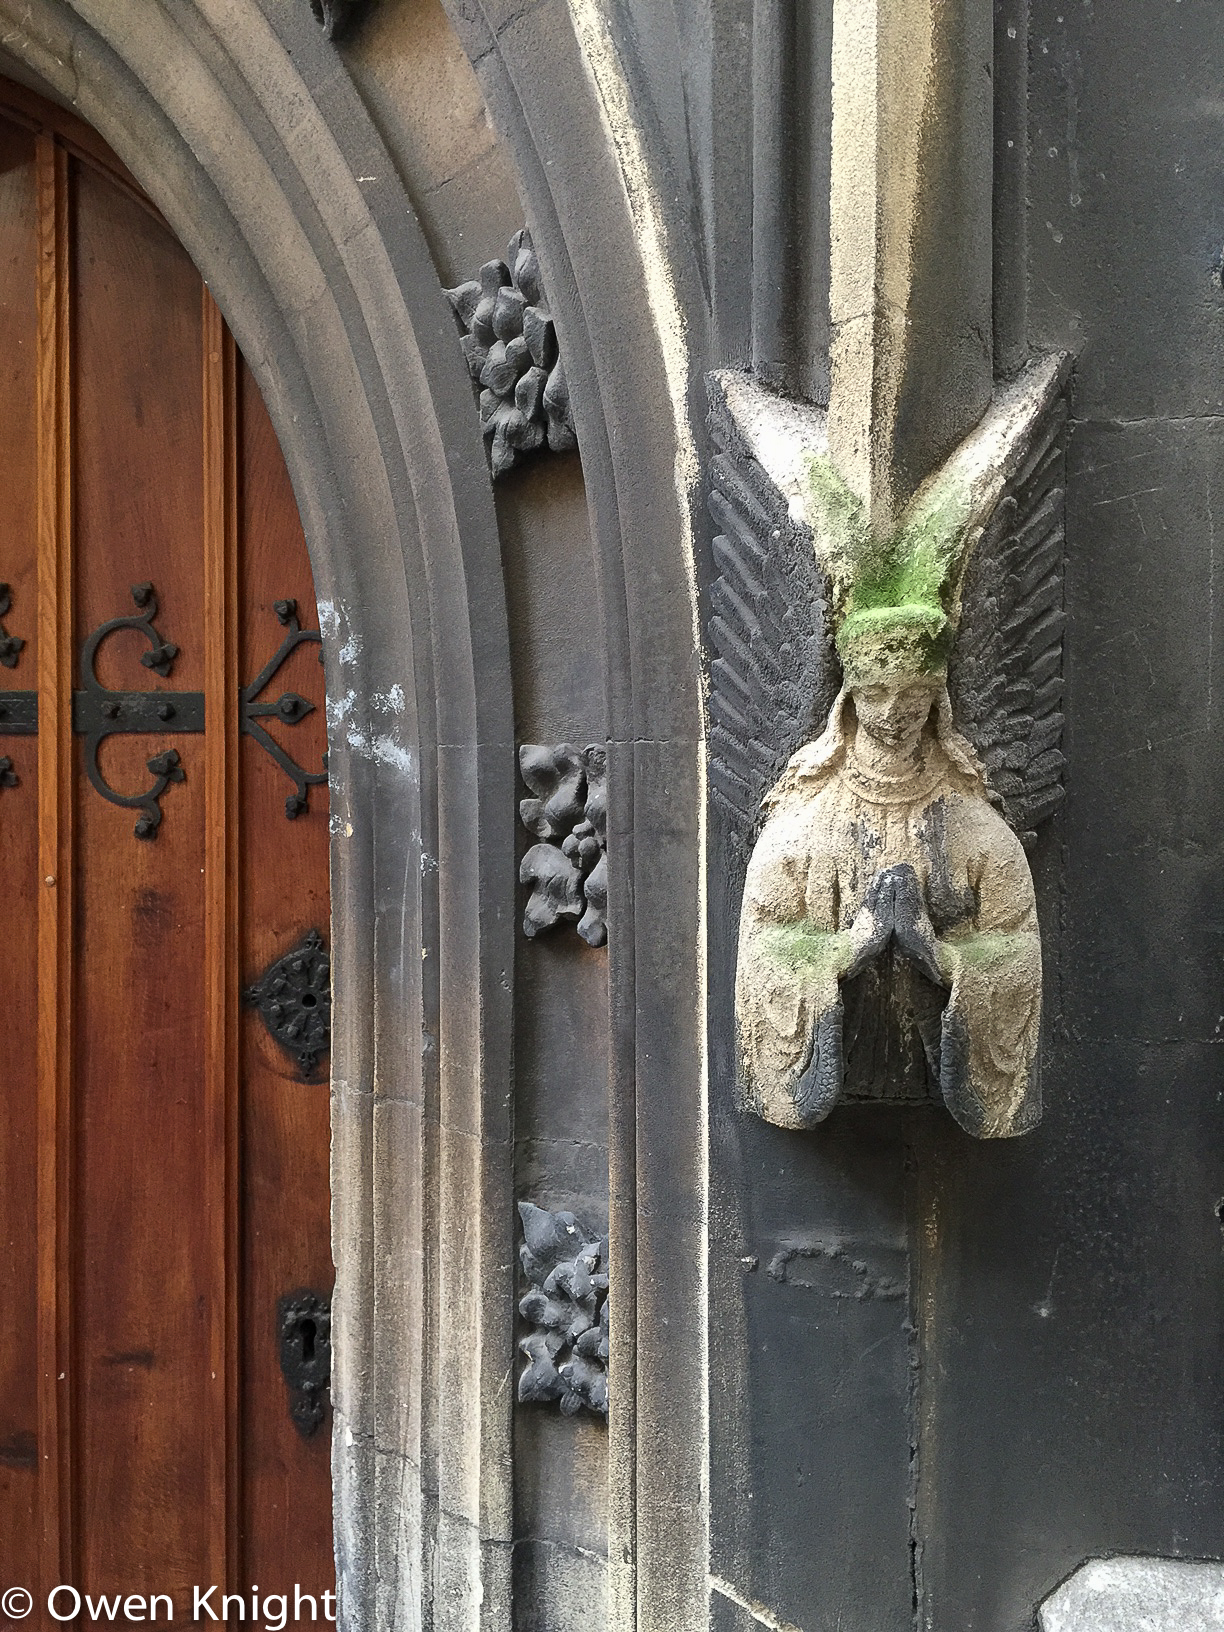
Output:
[{"xmin": 737, "ymin": 723, "xmax": 1041, "ymax": 1138}]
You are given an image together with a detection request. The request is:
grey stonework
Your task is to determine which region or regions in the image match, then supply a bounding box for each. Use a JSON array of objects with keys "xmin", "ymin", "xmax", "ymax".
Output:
[{"xmin": 1040, "ymin": 1558, "xmax": 1224, "ymax": 1632}]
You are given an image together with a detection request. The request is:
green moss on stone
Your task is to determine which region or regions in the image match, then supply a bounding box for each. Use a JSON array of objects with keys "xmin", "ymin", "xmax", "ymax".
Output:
[{"xmin": 800, "ymin": 451, "xmax": 975, "ymax": 682}]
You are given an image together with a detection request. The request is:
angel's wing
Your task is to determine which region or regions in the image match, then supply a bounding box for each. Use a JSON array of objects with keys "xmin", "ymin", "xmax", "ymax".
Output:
[
  {"xmin": 950, "ymin": 390, "xmax": 1069, "ymax": 847},
  {"xmin": 706, "ymin": 380, "xmax": 840, "ymax": 857}
]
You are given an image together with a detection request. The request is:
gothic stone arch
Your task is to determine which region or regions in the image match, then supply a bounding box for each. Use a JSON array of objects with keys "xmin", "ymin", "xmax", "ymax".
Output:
[{"xmin": 0, "ymin": 4, "xmax": 708, "ymax": 1629}]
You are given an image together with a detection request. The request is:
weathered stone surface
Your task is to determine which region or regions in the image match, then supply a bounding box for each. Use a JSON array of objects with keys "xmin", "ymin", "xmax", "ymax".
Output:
[
  {"xmin": 828, "ymin": 0, "xmax": 994, "ymax": 527},
  {"xmin": 720, "ymin": 359, "xmax": 1068, "ymax": 1136},
  {"xmin": 1040, "ymin": 1557, "xmax": 1224, "ymax": 1631}
]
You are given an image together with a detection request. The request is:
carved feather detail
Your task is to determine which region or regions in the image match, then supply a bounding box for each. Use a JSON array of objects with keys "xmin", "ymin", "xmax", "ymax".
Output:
[
  {"xmin": 706, "ymin": 392, "xmax": 840, "ymax": 855},
  {"xmin": 950, "ymin": 391, "xmax": 1069, "ymax": 846},
  {"xmin": 706, "ymin": 360, "xmax": 1070, "ymax": 854}
]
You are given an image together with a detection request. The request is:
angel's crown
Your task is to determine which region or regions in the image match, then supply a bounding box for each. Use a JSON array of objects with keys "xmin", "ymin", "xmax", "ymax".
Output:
[{"xmin": 802, "ymin": 456, "xmax": 977, "ymax": 687}]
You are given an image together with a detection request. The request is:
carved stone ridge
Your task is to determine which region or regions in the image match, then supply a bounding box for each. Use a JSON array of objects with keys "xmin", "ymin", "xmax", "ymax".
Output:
[
  {"xmin": 445, "ymin": 229, "xmax": 577, "ymax": 477},
  {"xmin": 709, "ymin": 356, "xmax": 1072, "ymax": 1138},
  {"xmin": 518, "ymin": 742, "xmax": 607, "ymax": 946},
  {"xmin": 309, "ymin": 0, "xmax": 369, "ymax": 41},
  {"xmin": 517, "ymin": 1202, "xmax": 608, "ymax": 1419}
]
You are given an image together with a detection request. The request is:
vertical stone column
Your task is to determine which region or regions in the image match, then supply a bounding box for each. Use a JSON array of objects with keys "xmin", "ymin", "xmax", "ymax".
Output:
[{"xmin": 828, "ymin": 0, "xmax": 994, "ymax": 528}]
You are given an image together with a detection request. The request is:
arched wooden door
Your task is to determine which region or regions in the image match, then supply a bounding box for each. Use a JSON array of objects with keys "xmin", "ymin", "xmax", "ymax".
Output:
[{"xmin": 0, "ymin": 83, "xmax": 334, "ymax": 1618}]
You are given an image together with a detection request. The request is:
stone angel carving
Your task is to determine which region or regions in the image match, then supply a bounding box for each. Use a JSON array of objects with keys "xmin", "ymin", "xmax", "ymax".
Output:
[{"xmin": 708, "ymin": 357, "xmax": 1070, "ymax": 1138}]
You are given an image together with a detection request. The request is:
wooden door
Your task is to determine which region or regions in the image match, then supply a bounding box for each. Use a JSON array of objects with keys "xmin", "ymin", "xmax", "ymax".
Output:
[{"xmin": 0, "ymin": 82, "xmax": 334, "ymax": 1620}]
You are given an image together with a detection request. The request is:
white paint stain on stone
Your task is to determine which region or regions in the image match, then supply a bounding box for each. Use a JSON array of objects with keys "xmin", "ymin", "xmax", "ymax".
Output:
[
  {"xmin": 345, "ymin": 726, "xmax": 414, "ymax": 779},
  {"xmin": 316, "ymin": 598, "xmax": 340, "ymax": 639},
  {"xmin": 373, "ymin": 683, "xmax": 406, "ymax": 713},
  {"xmin": 327, "ymin": 689, "xmax": 358, "ymax": 730},
  {"xmin": 325, "ymin": 670, "xmax": 413, "ymax": 779},
  {"xmin": 370, "ymin": 737, "xmax": 413, "ymax": 776}
]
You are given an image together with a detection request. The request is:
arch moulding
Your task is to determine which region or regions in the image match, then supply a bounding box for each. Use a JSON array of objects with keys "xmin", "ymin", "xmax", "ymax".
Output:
[{"xmin": 0, "ymin": 3, "xmax": 711, "ymax": 1629}]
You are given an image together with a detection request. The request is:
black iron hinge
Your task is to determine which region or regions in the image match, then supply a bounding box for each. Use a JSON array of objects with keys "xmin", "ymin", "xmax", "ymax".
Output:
[{"xmin": 0, "ymin": 583, "xmax": 328, "ymax": 838}]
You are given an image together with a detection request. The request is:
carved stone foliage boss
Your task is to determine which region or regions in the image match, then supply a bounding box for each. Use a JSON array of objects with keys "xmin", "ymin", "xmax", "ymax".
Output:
[
  {"xmin": 709, "ymin": 358, "xmax": 1070, "ymax": 1138},
  {"xmin": 518, "ymin": 743, "xmax": 607, "ymax": 946},
  {"xmin": 517, "ymin": 1203, "xmax": 609, "ymax": 1418},
  {"xmin": 445, "ymin": 229, "xmax": 577, "ymax": 478}
]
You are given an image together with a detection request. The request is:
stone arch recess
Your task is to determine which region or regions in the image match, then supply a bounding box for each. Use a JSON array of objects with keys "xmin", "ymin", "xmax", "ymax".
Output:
[{"xmin": 0, "ymin": 3, "xmax": 709, "ymax": 1628}]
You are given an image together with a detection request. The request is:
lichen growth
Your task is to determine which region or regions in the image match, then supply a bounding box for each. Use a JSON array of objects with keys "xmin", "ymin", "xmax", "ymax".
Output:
[
  {"xmin": 761, "ymin": 922, "xmax": 852, "ymax": 982},
  {"xmin": 942, "ymin": 931, "xmax": 1030, "ymax": 972}
]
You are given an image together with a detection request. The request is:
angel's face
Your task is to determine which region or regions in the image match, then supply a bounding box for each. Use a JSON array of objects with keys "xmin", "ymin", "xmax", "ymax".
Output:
[{"xmin": 851, "ymin": 679, "xmax": 939, "ymax": 752}]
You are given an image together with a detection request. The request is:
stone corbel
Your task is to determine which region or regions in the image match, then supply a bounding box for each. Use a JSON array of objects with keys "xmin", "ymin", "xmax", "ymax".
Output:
[{"xmin": 711, "ymin": 0, "xmax": 1074, "ymax": 1138}]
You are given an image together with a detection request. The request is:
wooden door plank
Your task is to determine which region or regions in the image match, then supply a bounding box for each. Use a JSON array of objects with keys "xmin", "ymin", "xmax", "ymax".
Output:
[
  {"xmin": 237, "ymin": 359, "xmax": 334, "ymax": 1597},
  {"xmin": 203, "ymin": 293, "xmax": 242, "ymax": 1606},
  {"xmin": 72, "ymin": 155, "xmax": 209, "ymax": 1603},
  {"xmin": 35, "ymin": 128, "xmax": 74, "ymax": 1594},
  {"xmin": 0, "ymin": 113, "xmax": 43, "ymax": 1599},
  {"xmin": 0, "ymin": 80, "xmax": 168, "ymax": 233},
  {"xmin": 12, "ymin": 89, "xmax": 334, "ymax": 1606}
]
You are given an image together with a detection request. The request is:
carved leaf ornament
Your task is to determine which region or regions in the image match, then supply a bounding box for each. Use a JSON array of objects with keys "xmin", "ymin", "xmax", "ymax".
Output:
[
  {"xmin": 518, "ymin": 743, "xmax": 608, "ymax": 945},
  {"xmin": 445, "ymin": 230, "xmax": 577, "ymax": 478},
  {"xmin": 517, "ymin": 1202, "xmax": 609, "ymax": 1418}
]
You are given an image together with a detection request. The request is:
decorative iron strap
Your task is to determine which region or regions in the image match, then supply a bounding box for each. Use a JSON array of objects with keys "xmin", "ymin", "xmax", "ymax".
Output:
[
  {"xmin": 73, "ymin": 582, "xmax": 192, "ymax": 839},
  {"xmin": 242, "ymin": 600, "xmax": 329, "ymax": 819},
  {"xmin": 245, "ymin": 928, "xmax": 332, "ymax": 1080},
  {"xmin": 0, "ymin": 693, "xmax": 36, "ymax": 734},
  {"xmin": 0, "ymin": 583, "xmax": 328, "ymax": 838},
  {"xmin": 0, "ymin": 583, "xmax": 26, "ymax": 669}
]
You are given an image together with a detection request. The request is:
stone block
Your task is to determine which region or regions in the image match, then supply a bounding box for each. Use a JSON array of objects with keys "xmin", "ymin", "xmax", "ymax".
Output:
[{"xmin": 1041, "ymin": 1557, "xmax": 1224, "ymax": 1631}]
